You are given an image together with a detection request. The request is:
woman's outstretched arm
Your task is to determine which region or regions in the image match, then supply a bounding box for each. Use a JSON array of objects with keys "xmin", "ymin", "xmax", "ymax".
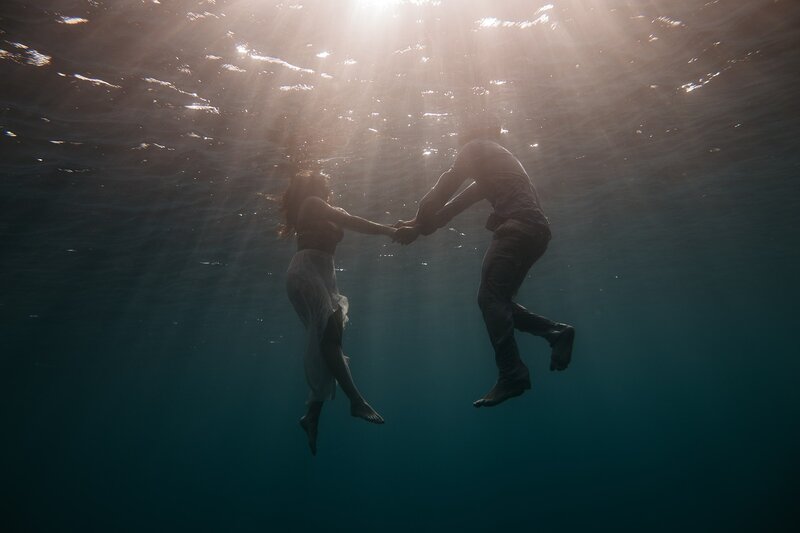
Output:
[
  {"xmin": 306, "ymin": 198, "xmax": 396, "ymax": 237},
  {"xmin": 333, "ymin": 209, "xmax": 397, "ymax": 237}
]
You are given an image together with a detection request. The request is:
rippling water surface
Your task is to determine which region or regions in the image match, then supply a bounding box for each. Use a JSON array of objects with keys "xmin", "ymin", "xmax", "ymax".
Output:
[{"xmin": 2, "ymin": 1, "xmax": 799, "ymax": 531}]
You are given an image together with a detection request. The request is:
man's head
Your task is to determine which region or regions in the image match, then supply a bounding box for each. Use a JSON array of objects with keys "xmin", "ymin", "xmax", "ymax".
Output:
[{"xmin": 458, "ymin": 112, "xmax": 501, "ymax": 146}]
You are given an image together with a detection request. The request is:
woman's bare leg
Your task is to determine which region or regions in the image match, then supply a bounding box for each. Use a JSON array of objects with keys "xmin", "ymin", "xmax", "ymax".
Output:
[{"xmin": 320, "ymin": 308, "xmax": 384, "ymax": 424}]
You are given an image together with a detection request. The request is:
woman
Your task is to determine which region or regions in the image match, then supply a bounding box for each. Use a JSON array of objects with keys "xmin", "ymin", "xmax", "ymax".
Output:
[{"xmin": 279, "ymin": 170, "xmax": 397, "ymax": 456}]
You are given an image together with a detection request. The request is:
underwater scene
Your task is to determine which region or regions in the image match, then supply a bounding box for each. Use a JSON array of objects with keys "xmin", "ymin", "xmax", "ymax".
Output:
[{"xmin": 1, "ymin": 0, "xmax": 799, "ymax": 531}]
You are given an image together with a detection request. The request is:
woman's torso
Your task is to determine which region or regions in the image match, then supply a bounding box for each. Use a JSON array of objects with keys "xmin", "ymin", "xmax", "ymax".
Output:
[{"xmin": 295, "ymin": 202, "xmax": 344, "ymax": 255}]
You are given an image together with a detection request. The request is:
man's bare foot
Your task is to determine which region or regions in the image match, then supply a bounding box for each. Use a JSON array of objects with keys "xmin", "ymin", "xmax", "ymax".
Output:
[
  {"xmin": 549, "ymin": 324, "xmax": 575, "ymax": 371},
  {"xmin": 299, "ymin": 415, "xmax": 319, "ymax": 456},
  {"xmin": 473, "ymin": 377, "xmax": 531, "ymax": 408},
  {"xmin": 350, "ymin": 399, "xmax": 384, "ymax": 424}
]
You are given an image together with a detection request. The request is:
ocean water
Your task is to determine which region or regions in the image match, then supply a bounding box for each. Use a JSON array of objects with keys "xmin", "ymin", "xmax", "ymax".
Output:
[{"xmin": 2, "ymin": 0, "xmax": 799, "ymax": 531}]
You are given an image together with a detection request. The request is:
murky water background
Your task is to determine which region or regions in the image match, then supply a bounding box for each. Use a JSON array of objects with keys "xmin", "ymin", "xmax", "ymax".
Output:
[{"xmin": 2, "ymin": 1, "xmax": 799, "ymax": 531}]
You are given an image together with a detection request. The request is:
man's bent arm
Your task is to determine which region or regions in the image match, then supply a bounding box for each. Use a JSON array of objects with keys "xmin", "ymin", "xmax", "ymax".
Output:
[
  {"xmin": 432, "ymin": 181, "xmax": 484, "ymax": 228},
  {"xmin": 415, "ymin": 168, "xmax": 465, "ymax": 232}
]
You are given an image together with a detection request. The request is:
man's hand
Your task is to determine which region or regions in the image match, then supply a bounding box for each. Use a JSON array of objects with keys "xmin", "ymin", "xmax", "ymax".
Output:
[
  {"xmin": 393, "ymin": 226, "xmax": 419, "ymax": 245},
  {"xmin": 393, "ymin": 217, "xmax": 439, "ymax": 236},
  {"xmin": 393, "ymin": 219, "xmax": 416, "ymax": 229}
]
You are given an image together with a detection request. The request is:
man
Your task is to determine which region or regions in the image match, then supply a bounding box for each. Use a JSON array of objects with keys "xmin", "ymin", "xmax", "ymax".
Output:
[{"xmin": 394, "ymin": 114, "xmax": 575, "ymax": 408}]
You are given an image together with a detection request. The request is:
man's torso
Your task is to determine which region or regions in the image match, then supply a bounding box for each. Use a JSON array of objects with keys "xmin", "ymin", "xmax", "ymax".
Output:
[{"xmin": 453, "ymin": 139, "xmax": 549, "ymax": 230}]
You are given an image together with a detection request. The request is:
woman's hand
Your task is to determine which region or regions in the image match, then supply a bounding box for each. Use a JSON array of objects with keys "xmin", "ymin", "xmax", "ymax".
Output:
[{"xmin": 393, "ymin": 225, "xmax": 419, "ymax": 245}]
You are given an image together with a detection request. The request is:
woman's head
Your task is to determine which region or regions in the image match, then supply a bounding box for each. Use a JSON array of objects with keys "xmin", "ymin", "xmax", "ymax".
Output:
[{"xmin": 278, "ymin": 170, "xmax": 331, "ymax": 238}]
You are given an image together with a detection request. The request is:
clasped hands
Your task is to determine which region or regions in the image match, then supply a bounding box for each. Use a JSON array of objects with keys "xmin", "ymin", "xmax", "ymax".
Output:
[
  {"xmin": 391, "ymin": 219, "xmax": 420, "ymax": 245},
  {"xmin": 392, "ymin": 217, "xmax": 440, "ymax": 245}
]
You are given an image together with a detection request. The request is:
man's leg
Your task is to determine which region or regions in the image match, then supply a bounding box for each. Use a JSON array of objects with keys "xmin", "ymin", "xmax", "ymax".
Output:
[
  {"xmin": 512, "ymin": 304, "xmax": 558, "ymax": 336},
  {"xmin": 513, "ymin": 302, "xmax": 575, "ymax": 370},
  {"xmin": 473, "ymin": 233, "xmax": 536, "ymax": 407},
  {"xmin": 507, "ymin": 227, "xmax": 576, "ymax": 371}
]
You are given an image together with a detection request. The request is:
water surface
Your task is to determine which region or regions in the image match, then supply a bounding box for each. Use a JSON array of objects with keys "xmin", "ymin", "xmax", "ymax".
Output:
[{"xmin": 1, "ymin": 1, "xmax": 799, "ymax": 531}]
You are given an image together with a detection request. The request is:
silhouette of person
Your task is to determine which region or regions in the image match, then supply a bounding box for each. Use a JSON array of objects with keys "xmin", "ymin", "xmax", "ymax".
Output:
[
  {"xmin": 280, "ymin": 170, "xmax": 393, "ymax": 455},
  {"xmin": 394, "ymin": 114, "xmax": 575, "ymax": 407}
]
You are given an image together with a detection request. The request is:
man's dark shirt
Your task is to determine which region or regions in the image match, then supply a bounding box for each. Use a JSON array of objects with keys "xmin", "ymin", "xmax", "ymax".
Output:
[{"xmin": 450, "ymin": 139, "xmax": 549, "ymax": 231}]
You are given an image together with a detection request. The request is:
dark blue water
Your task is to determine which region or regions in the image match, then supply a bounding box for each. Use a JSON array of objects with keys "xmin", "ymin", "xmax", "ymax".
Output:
[{"xmin": 2, "ymin": 1, "xmax": 799, "ymax": 531}]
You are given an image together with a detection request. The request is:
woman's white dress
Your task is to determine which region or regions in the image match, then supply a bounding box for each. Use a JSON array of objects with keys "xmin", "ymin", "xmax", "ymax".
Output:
[{"xmin": 286, "ymin": 249, "xmax": 349, "ymax": 402}]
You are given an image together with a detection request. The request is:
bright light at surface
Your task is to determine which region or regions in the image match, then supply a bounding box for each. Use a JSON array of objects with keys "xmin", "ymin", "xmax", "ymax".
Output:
[
  {"xmin": 355, "ymin": 0, "xmax": 440, "ymax": 12},
  {"xmin": 57, "ymin": 0, "xmax": 753, "ymax": 177},
  {"xmin": 356, "ymin": 0, "xmax": 401, "ymax": 8},
  {"xmin": 357, "ymin": 0, "xmax": 439, "ymax": 6}
]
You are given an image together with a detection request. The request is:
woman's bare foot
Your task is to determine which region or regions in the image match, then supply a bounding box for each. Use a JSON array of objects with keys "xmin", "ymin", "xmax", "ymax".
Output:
[
  {"xmin": 299, "ymin": 416, "xmax": 319, "ymax": 455},
  {"xmin": 549, "ymin": 324, "xmax": 575, "ymax": 371},
  {"xmin": 350, "ymin": 399, "xmax": 384, "ymax": 424},
  {"xmin": 299, "ymin": 401, "xmax": 323, "ymax": 456}
]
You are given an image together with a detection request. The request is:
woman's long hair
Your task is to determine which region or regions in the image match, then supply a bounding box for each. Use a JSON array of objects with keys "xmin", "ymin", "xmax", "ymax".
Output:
[{"xmin": 277, "ymin": 170, "xmax": 330, "ymax": 238}]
